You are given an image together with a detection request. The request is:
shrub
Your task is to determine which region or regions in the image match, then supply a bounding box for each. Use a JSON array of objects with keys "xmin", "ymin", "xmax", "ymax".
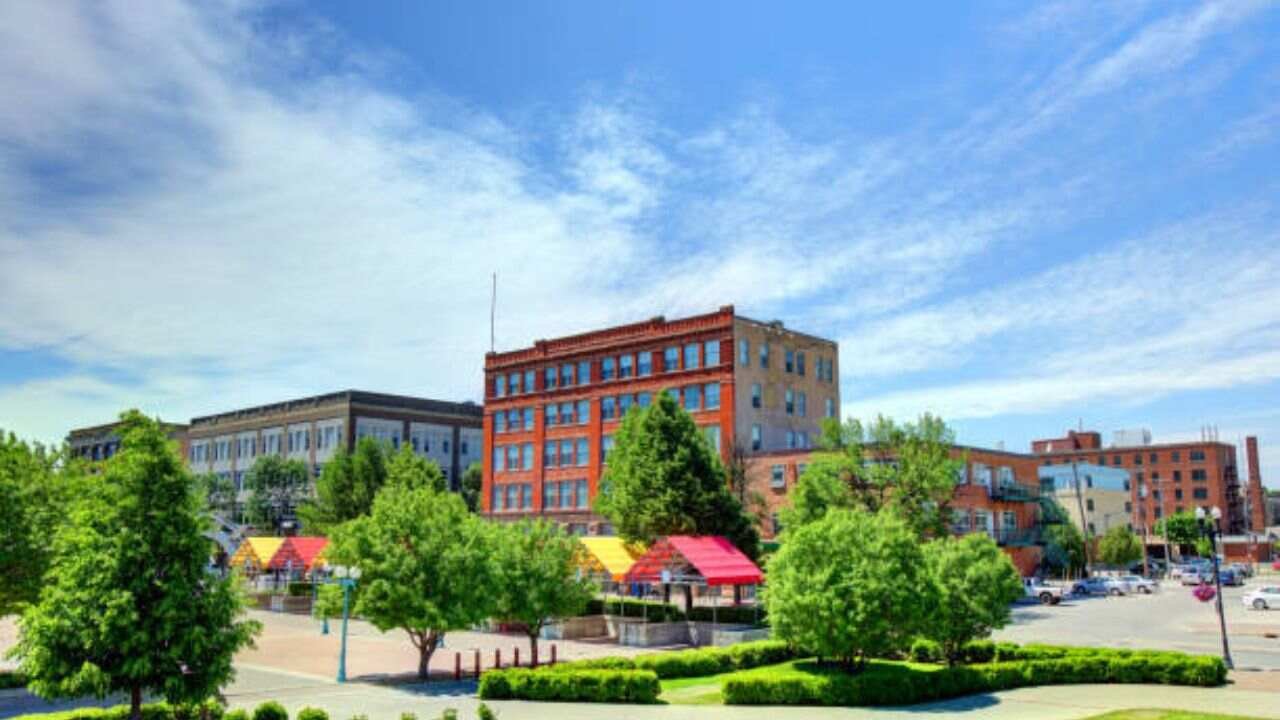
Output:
[
  {"xmin": 296, "ymin": 709, "xmax": 328, "ymax": 720},
  {"xmin": 477, "ymin": 669, "xmax": 659, "ymax": 703},
  {"xmin": 542, "ymin": 640, "xmax": 792, "ymax": 679},
  {"xmin": 583, "ymin": 598, "xmax": 684, "ymax": 622},
  {"xmin": 685, "ymin": 604, "xmax": 767, "ymax": 626},
  {"xmin": 252, "ymin": 702, "xmax": 288, "ymax": 720},
  {"xmin": 10, "ymin": 705, "xmax": 226, "ymax": 720},
  {"xmin": 475, "ymin": 704, "xmax": 496, "ymax": 720},
  {"xmin": 397, "ymin": 714, "xmax": 416, "ymax": 720},
  {"xmin": 909, "ymin": 638, "xmax": 941, "ymax": 663},
  {"xmin": 286, "ymin": 582, "xmax": 314, "ymax": 597},
  {"xmin": 721, "ymin": 649, "xmax": 1228, "ymax": 706},
  {"xmin": 226, "ymin": 710, "xmax": 250, "ymax": 720},
  {"xmin": 0, "ymin": 670, "xmax": 28, "ymax": 690},
  {"xmin": 439, "ymin": 711, "xmax": 457, "ymax": 720}
]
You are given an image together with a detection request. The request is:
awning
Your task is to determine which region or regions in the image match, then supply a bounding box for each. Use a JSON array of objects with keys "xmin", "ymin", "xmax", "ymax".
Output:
[
  {"xmin": 267, "ymin": 536, "xmax": 328, "ymax": 572},
  {"xmin": 229, "ymin": 537, "xmax": 285, "ymax": 572},
  {"xmin": 578, "ymin": 537, "xmax": 642, "ymax": 581},
  {"xmin": 624, "ymin": 535, "xmax": 763, "ymax": 587}
]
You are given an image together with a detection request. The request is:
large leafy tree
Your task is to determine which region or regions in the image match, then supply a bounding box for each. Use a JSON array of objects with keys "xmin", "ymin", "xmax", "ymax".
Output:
[
  {"xmin": 197, "ymin": 471, "xmax": 238, "ymax": 520},
  {"xmin": 460, "ymin": 462, "xmax": 483, "ymax": 513},
  {"xmin": 492, "ymin": 520, "xmax": 595, "ymax": 662},
  {"xmin": 386, "ymin": 444, "xmax": 446, "ymax": 492},
  {"xmin": 12, "ymin": 411, "xmax": 259, "ymax": 720},
  {"xmin": 764, "ymin": 509, "xmax": 928, "ymax": 669},
  {"xmin": 921, "ymin": 534, "xmax": 1024, "ymax": 664},
  {"xmin": 1097, "ymin": 525, "xmax": 1144, "ymax": 567},
  {"xmin": 786, "ymin": 415, "xmax": 959, "ymax": 538},
  {"xmin": 298, "ymin": 437, "xmax": 389, "ymax": 533},
  {"xmin": 327, "ymin": 484, "xmax": 496, "ymax": 680},
  {"xmin": 244, "ymin": 455, "xmax": 310, "ymax": 534},
  {"xmin": 1038, "ymin": 498, "xmax": 1087, "ymax": 576},
  {"xmin": 1155, "ymin": 511, "xmax": 1200, "ymax": 546},
  {"xmin": 595, "ymin": 392, "xmax": 759, "ymax": 558},
  {"xmin": 0, "ymin": 434, "xmax": 81, "ymax": 617}
]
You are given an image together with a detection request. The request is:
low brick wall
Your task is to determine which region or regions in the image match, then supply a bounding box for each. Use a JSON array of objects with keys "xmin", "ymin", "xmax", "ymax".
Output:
[
  {"xmin": 541, "ymin": 615, "xmax": 610, "ymax": 640},
  {"xmin": 614, "ymin": 620, "xmax": 766, "ymax": 647}
]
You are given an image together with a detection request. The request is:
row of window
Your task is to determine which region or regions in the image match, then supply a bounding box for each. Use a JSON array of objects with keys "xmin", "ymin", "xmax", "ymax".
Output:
[
  {"xmin": 1133, "ymin": 469, "xmax": 1209, "ymax": 483},
  {"xmin": 735, "ymin": 339, "xmax": 835, "ymax": 383},
  {"xmin": 1048, "ymin": 449, "xmax": 1210, "ymax": 467},
  {"xmin": 491, "ymin": 340, "xmax": 724, "ymax": 398},
  {"xmin": 488, "ymin": 479, "xmax": 593, "ymax": 512},
  {"xmin": 493, "ymin": 443, "xmax": 535, "ymax": 473},
  {"xmin": 494, "ymin": 384, "xmax": 725, "ymax": 432},
  {"xmin": 955, "ymin": 464, "xmax": 1017, "ymax": 486},
  {"xmin": 951, "ymin": 509, "xmax": 1019, "ymax": 532},
  {"xmin": 496, "ymin": 424, "xmax": 723, "ymax": 473},
  {"xmin": 544, "ymin": 438, "xmax": 591, "ymax": 468},
  {"xmin": 747, "ymin": 425, "xmax": 811, "ymax": 452}
]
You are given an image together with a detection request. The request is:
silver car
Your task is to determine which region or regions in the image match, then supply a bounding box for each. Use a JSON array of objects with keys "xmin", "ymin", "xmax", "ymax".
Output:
[{"xmin": 1243, "ymin": 586, "xmax": 1280, "ymax": 610}]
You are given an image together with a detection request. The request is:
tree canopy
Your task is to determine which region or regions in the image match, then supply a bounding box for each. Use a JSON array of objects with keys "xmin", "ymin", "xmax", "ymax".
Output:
[
  {"xmin": 491, "ymin": 519, "xmax": 595, "ymax": 661},
  {"xmin": 764, "ymin": 508, "xmax": 927, "ymax": 669},
  {"xmin": 243, "ymin": 455, "xmax": 310, "ymax": 534},
  {"xmin": 327, "ymin": 484, "xmax": 496, "ymax": 680},
  {"xmin": 298, "ymin": 437, "xmax": 389, "ymax": 533},
  {"xmin": 1155, "ymin": 511, "xmax": 1200, "ymax": 546},
  {"xmin": 1097, "ymin": 525, "xmax": 1144, "ymax": 567},
  {"xmin": 386, "ymin": 443, "xmax": 446, "ymax": 492},
  {"xmin": 595, "ymin": 392, "xmax": 759, "ymax": 558},
  {"xmin": 921, "ymin": 534, "xmax": 1024, "ymax": 664},
  {"xmin": 197, "ymin": 471, "xmax": 238, "ymax": 520},
  {"xmin": 13, "ymin": 411, "xmax": 259, "ymax": 720},
  {"xmin": 460, "ymin": 461, "xmax": 483, "ymax": 513},
  {"xmin": 0, "ymin": 434, "xmax": 80, "ymax": 617},
  {"xmin": 782, "ymin": 415, "xmax": 960, "ymax": 538},
  {"xmin": 1038, "ymin": 498, "xmax": 1087, "ymax": 576}
]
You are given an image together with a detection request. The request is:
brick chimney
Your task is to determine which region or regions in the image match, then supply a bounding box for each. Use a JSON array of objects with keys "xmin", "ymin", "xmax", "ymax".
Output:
[{"xmin": 1246, "ymin": 436, "xmax": 1266, "ymax": 531}]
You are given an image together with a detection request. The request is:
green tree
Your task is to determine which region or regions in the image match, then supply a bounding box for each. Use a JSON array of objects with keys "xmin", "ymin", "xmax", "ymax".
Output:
[
  {"xmin": 921, "ymin": 534, "xmax": 1024, "ymax": 664},
  {"xmin": 11, "ymin": 411, "xmax": 260, "ymax": 720},
  {"xmin": 0, "ymin": 434, "xmax": 79, "ymax": 616},
  {"xmin": 1097, "ymin": 525, "xmax": 1143, "ymax": 567},
  {"xmin": 491, "ymin": 520, "xmax": 595, "ymax": 662},
  {"xmin": 386, "ymin": 444, "xmax": 446, "ymax": 492},
  {"xmin": 327, "ymin": 484, "xmax": 496, "ymax": 680},
  {"xmin": 1155, "ymin": 511, "xmax": 1200, "ymax": 546},
  {"xmin": 460, "ymin": 462, "xmax": 483, "ymax": 513},
  {"xmin": 197, "ymin": 471, "xmax": 238, "ymax": 519},
  {"xmin": 1038, "ymin": 498, "xmax": 1087, "ymax": 576},
  {"xmin": 298, "ymin": 437, "xmax": 389, "ymax": 533},
  {"xmin": 244, "ymin": 455, "xmax": 310, "ymax": 534},
  {"xmin": 786, "ymin": 415, "xmax": 960, "ymax": 538},
  {"xmin": 595, "ymin": 392, "xmax": 759, "ymax": 558},
  {"xmin": 764, "ymin": 509, "xmax": 927, "ymax": 669}
]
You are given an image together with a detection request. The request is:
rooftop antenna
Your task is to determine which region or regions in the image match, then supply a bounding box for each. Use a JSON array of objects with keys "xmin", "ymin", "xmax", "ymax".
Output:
[{"xmin": 490, "ymin": 272, "xmax": 497, "ymax": 353}]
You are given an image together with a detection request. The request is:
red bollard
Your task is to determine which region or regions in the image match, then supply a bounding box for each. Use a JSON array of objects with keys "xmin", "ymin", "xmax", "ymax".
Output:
[
  {"xmin": 454, "ymin": 652, "xmax": 461, "ymax": 681},
  {"xmin": 474, "ymin": 649, "xmax": 481, "ymax": 678},
  {"xmin": 514, "ymin": 646, "xmax": 520, "ymax": 667},
  {"xmin": 550, "ymin": 644, "xmax": 557, "ymax": 665},
  {"xmin": 494, "ymin": 648, "xmax": 501, "ymax": 669}
]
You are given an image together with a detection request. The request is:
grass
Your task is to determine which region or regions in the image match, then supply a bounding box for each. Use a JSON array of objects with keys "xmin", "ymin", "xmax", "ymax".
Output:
[
  {"xmin": 1080, "ymin": 707, "xmax": 1269, "ymax": 712},
  {"xmin": 659, "ymin": 658, "xmax": 943, "ymax": 705}
]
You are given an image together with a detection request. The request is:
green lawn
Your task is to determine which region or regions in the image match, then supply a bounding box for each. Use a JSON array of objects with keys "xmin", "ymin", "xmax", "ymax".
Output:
[
  {"xmin": 1080, "ymin": 707, "xmax": 1269, "ymax": 712},
  {"xmin": 660, "ymin": 658, "xmax": 944, "ymax": 705}
]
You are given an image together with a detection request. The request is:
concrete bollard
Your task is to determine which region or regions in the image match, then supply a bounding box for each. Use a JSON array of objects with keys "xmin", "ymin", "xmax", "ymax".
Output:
[
  {"xmin": 550, "ymin": 644, "xmax": 557, "ymax": 665},
  {"xmin": 494, "ymin": 648, "xmax": 501, "ymax": 669},
  {"xmin": 454, "ymin": 652, "xmax": 461, "ymax": 681},
  {"xmin": 474, "ymin": 649, "xmax": 481, "ymax": 678},
  {"xmin": 514, "ymin": 646, "xmax": 520, "ymax": 667}
]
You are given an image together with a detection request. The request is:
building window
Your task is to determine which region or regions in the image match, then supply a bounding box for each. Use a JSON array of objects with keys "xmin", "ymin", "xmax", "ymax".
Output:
[
  {"xmin": 684, "ymin": 385, "xmax": 702, "ymax": 411},
  {"xmin": 785, "ymin": 348, "xmax": 795, "ymax": 373},
  {"xmin": 1133, "ymin": 453, "xmax": 1143, "ymax": 465},
  {"xmin": 705, "ymin": 382, "xmax": 720, "ymax": 409},
  {"xmin": 562, "ymin": 363, "xmax": 574, "ymax": 387},
  {"xmin": 1124, "ymin": 501, "xmax": 1132, "ymax": 512},
  {"xmin": 495, "ymin": 375, "xmax": 506, "ymax": 398},
  {"xmin": 1086, "ymin": 498, "xmax": 1095, "ymax": 511},
  {"xmin": 601, "ymin": 358, "xmax": 615, "ymax": 381},
  {"xmin": 1173, "ymin": 470, "xmax": 1182, "ymax": 482},
  {"xmin": 954, "ymin": 465, "xmax": 969, "ymax": 484},
  {"xmin": 522, "ymin": 407, "xmax": 534, "ymax": 431},
  {"xmin": 1175, "ymin": 488, "xmax": 1183, "ymax": 500},
  {"xmin": 751, "ymin": 424, "xmax": 762, "ymax": 452},
  {"xmin": 602, "ymin": 396, "xmax": 616, "ymax": 420},
  {"xmin": 759, "ymin": 342, "xmax": 769, "ymax": 368},
  {"xmin": 751, "ymin": 383, "xmax": 762, "ymax": 409},
  {"xmin": 797, "ymin": 392, "xmax": 807, "ymax": 417},
  {"xmin": 507, "ymin": 445, "xmax": 519, "ymax": 470},
  {"xmin": 492, "ymin": 485, "xmax": 504, "ymax": 511},
  {"xmin": 619, "ymin": 354, "xmax": 634, "ymax": 379},
  {"xmin": 637, "ymin": 392, "xmax": 652, "ymax": 407},
  {"xmin": 559, "ymin": 402, "xmax": 574, "ymax": 425},
  {"xmin": 785, "ymin": 388, "xmax": 794, "ymax": 415},
  {"xmin": 545, "ymin": 367, "xmax": 557, "ymax": 390},
  {"xmin": 601, "ymin": 435, "xmax": 615, "ymax": 463},
  {"xmin": 1193, "ymin": 487, "xmax": 1208, "ymax": 500},
  {"xmin": 524, "ymin": 369, "xmax": 536, "ymax": 393},
  {"xmin": 544, "ymin": 481, "xmax": 559, "ymax": 509},
  {"xmin": 509, "ymin": 372, "xmax": 521, "ymax": 395},
  {"xmin": 797, "ymin": 351, "xmax": 806, "ymax": 376},
  {"xmin": 576, "ymin": 400, "xmax": 589, "ymax": 424},
  {"xmin": 493, "ymin": 447, "xmax": 505, "ymax": 473},
  {"xmin": 786, "ymin": 431, "xmax": 796, "ymax": 449},
  {"xmin": 619, "ymin": 394, "xmax": 634, "ymax": 415},
  {"xmin": 705, "ymin": 340, "xmax": 720, "ymax": 367},
  {"xmin": 663, "ymin": 346, "xmax": 679, "ymax": 372},
  {"xmin": 637, "ymin": 352, "xmax": 652, "ymax": 376},
  {"xmin": 1190, "ymin": 450, "xmax": 1206, "ymax": 462},
  {"xmin": 1002, "ymin": 511, "xmax": 1017, "ymax": 530},
  {"xmin": 576, "ymin": 479, "xmax": 589, "ymax": 509},
  {"xmin": 1112, "ymin": 455, "xmax": 1122, "ymax": 466},
  {"xmin": 666, "ymin": 387, "xmax": 680, "ymax": 404},
  {"xmin": 494, "ymin": 413, "xmax": 507, "ymax": 433},
  {"xmin": 739, "ymin": 339, "xmax": 749, "ymax": 366},
  {"xmin": 576, "ymin": 439, "xmax": 589, "ymax": 467},
  {"xmin": 770, "ymin": 465, "xmax": 785, "ymax": 488},
  {"xmin": 1149, "ymin": 452, "xmax": 1158, "ymax": 463},
  {"xmin": 1191, "ymin": 469, "xmax": 1207, "ymax": 482},
  {"xmin": 544, "ymin": 441, "xmax": 556, "ymax": 467},
  {"xmin": 703, "ymin": 425, "xmax": 721, "ymax": 453},
  {"xmin": 1088, "ymin": 522, "xmax": 1096, "ymax": 535},
  {"xmin": 576, "ymin": 361, "xmax": 590, "ymax": 385},
  {"xmin": 1172, "ymin": 450, "xmax": 1181, "ymax": 462},
  {"xmin": 825, "ymin": 397, "xmax": 836, "ymax": 418},
  {"xmin": 684, "ymin": 343, "xmax": 700, "ymax": 370},
  {"xmin": 560, "ymin": 439, "xmax": 573, "ymax": 467}
]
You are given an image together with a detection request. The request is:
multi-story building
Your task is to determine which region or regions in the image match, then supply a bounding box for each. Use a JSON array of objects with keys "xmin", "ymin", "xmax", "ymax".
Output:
[
  {"xmin": 745, "ymin": 445, "xmax": 1045, "ymax": 575},
  {"xmin": 1038, "ymin": 463, "xmax": 1132, "ymax": 538},
  {"xmin": 186, "ymin": 390, "xmax": 483, "ymax": 520},
  {"xmin": 1032, "ymin": 429, "xmax": 1251, "ymax": 534},
  {"xmin": 481, "ymin": 306, "xmax": 839, "ymax": 530},
  {"xmin": 67, "ymin": 420, "xmax": 188, "ymax": 464}
]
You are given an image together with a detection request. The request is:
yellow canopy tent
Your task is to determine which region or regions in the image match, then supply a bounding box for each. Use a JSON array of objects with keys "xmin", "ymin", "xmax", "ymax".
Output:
[
  {"xmin": 229, "ymin": 537, "xmax": 285, "ymax": 574},
  {"xmin": 578, "ymin": 537, "xmax": 642, "ymax": 581}
]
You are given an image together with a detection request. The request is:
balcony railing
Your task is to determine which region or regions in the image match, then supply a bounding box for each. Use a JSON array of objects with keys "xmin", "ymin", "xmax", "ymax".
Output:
[
  {"xmin": 989, "ymin": 482, "xmax": 1039, "ymax": 502},
  {"xmin": 951, "ymin": 527, "xmax": 1042, "ymax": 546}
]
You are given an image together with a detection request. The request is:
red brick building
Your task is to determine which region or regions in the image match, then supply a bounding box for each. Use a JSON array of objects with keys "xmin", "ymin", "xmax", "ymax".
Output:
[
  {"xmin": 746, "ymin": 445, "xmax": 1044, "ymax": 575},
  {"xmin": 481, "ymin": 306, "xmax": 839, "ymax": 531},
  {"xmin": 1032, "ymin": 429, "xmax": 1253, "ymax": 534}
]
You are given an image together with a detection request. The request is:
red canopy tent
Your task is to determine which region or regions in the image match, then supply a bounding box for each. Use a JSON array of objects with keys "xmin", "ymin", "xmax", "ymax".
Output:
[
  {"xmin": 267, "ymin": 536, "xmax": 329, "ymax": 575},
  {"xmin": 624, "ymin": 535, "xmax": 763, "ymax": 587}
]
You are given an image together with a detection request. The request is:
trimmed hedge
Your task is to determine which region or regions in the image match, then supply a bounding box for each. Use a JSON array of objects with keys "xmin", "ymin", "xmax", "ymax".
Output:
[
  {"xmin": 251, "ymin": 702, "xmax": 287, "ymax": 720},
  {"xmin": 543, "ymin": 640, "xmax": 793, "ymax": 679},
  {"xmin": 477, "ymin": 668, "xmax": 660, "ymax": 703},
  {"xmin": 581, "ymin": 598, "xmax": 766, "ymax": 626},
  {"xmin": 9, "ymin": 702, "xmax": 225, "ymax": 720},
  {"xmin": 0, "ymin": 670, "xmax": 27, "ymax": 690},
  {"xmin": 722, "ymin": 651, "xmax": 1228, "ymax": 706},
  {"xmin": 286, "ymin": 582, "xmax": 314, "ymax": 598}
]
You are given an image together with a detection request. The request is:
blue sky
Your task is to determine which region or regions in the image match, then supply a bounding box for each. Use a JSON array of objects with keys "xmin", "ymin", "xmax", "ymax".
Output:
[{"xmin": 1, "ymin": 1, "xmax": 1278, "ymax": 485}]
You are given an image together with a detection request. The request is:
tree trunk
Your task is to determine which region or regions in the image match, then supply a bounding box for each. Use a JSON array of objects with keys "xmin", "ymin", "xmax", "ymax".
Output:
[
  {"xmin": 684, "ymin": 585, "xmax": 694, "ymax": 615},
  {"xmin": 528, "ymin": 630, "xmax": 539, "ymax": 667},
  {"xmin": 413, "ymin": 630, "xmax": 439, "ymax": 680},
  {"xmin": 130, "ymin": 685, "xmax": 142, "ymax": 720}
]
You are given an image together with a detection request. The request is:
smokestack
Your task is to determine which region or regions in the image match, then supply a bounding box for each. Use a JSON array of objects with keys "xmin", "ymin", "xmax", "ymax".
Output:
[{"xmin": 1245, "ymin": 436, "xmax": 1265, "ymax": 531}]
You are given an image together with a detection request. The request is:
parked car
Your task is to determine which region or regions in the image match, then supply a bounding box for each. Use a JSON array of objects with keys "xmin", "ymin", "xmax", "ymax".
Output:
[
  {"xmin": 1024, "ymin": 578, "xmax": 1063, "ymax": 605},
  {"xmin": 1071, "ymin": 577, "xmax": 1111, "ymax": 596},
  {"xmin": 1227, "ymin": 562, "xmax": 1253, "ymax": 578},
  {"xmin": 1114, "ymin": 575, "xmax": 1159, "ymax": 594},
  {"xmin": 1242, "ymin": 586, "xmax": 1280, "ymax": 610},
  {"xmin": 1219, "ymin": 568, "xmax": 1244, "ymax": 587},
  {"xmin": 1180, "ymin": 567, "xmax": 1213, "ymax": 585}
]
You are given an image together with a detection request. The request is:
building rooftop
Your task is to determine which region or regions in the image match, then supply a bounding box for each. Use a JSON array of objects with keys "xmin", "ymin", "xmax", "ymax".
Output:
[{"xmin": 189, "ymin": 390, "xmax": 481, "ymax": 427}]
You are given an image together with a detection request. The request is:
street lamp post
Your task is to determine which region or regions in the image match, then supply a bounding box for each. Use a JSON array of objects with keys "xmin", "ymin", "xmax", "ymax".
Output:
[
  {"xmin": 1195, "ymin": 506, "xmax": 1233, "ymax": 670},
  {"xmin": 333, "ymin": 565, "xmax": 362, "ymax": 683}
]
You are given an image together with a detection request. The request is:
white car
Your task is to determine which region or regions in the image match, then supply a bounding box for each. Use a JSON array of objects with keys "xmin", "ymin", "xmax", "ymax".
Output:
[
  {"xmin": 1110, "ymin": 575, "xmax": 1159, "ymax": 595},
  {"xmin": 1242, "ymin": 586, "xmax": 1280, "ymax": 610},
  {"xmin": 1024, "ymin": 578, "xmax": 1063, "ymax": 605}
]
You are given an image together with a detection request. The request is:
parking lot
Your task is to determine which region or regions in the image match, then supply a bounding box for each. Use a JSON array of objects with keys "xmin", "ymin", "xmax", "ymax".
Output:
[{"xmin": 996, "ymin": 578, "xmax": 1280, "ymax": 669}]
